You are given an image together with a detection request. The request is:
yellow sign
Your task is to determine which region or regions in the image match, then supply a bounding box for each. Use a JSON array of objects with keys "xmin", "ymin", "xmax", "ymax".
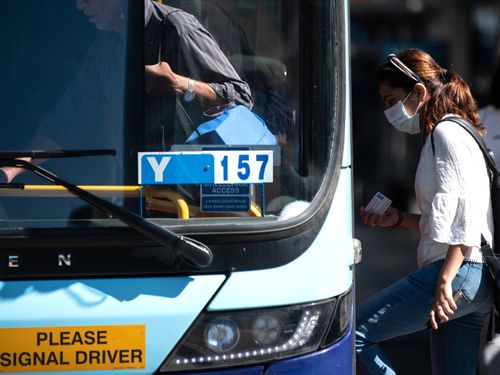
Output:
[{"xmin": 0, "ymin": 325, "xmax": 145, "ymax": 372}]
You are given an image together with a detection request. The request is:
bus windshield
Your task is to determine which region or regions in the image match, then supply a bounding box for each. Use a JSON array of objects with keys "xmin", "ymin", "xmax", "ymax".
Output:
[{"xmin": 0, "ymin": 0, "xmax": 338, "ymax": 228}]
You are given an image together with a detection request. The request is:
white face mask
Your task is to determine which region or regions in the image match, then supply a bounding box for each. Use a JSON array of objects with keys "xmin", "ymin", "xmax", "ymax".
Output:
[{"xmin": 384, "ymin": 91, "xmax": 421, "ymax": 134}]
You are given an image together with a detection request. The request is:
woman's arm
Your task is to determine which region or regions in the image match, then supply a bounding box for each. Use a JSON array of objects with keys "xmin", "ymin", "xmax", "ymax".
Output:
[
  {"xmin": 399, "ymin": 211, "xmax": 420, "ymax": 230},
  {"xmin": 428, "ymin": 244, "xmax": 468, "ymax": 330},
  {"xmin": 360, "ymin": 206, "xmax": 420, "ymax": 230}
]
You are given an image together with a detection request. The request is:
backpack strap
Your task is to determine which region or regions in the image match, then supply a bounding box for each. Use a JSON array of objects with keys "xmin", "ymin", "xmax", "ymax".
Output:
[{"xmin": 431, "ymin": 116, "xmax": 498, "ymax": 174}]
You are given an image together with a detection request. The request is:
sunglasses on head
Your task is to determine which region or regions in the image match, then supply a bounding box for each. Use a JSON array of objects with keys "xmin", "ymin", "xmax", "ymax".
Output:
[{"xmin": 387, "ymin": 54, "xmax": 422, "ymax": 84}]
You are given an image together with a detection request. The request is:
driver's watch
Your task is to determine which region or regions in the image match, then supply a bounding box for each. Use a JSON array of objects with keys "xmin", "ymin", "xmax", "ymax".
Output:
[{"xmin": 183, "ymin": 78, "xmax": 195, "ymax": 102}]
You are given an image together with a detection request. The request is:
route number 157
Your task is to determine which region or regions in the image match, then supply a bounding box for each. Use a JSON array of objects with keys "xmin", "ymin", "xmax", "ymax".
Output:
[{"xmin": 215, "ymin": 151, "xmax": 273, "ymax": 184}]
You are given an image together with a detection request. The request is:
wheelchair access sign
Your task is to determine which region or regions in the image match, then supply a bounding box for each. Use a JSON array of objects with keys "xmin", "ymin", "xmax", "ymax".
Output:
[
  {"xmin": 138, "ymin": 151, "xmax": 273, "ymax": 185},
  {"xmin": 200, "ymin": 183, "xmax": 251, "ymax": 212}
]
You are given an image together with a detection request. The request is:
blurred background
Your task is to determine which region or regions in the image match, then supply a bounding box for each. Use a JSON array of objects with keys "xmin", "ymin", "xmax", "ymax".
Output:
[
  {"xmin": 352, "ymin": 0, "xmax": 499, "ymax": 211},
  {"xmin": 351, "ymin": 0, "xmax": 500, "ymax": 374}
]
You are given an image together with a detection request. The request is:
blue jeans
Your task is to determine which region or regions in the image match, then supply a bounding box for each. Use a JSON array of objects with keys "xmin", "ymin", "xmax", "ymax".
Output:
[{"xmin": 356, "ymin": 260, "xmax": 493, "ymax": 374}]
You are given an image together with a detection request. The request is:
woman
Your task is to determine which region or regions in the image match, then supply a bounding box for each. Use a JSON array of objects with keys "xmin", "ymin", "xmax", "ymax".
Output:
[{"xmin": 357, "ymin": 48, "xmax": 494, "ymax": 374}]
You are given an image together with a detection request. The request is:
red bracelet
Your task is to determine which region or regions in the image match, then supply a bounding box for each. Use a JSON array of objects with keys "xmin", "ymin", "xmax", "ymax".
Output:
[{"xmin": 392, "ymin": 209, "xmax": 404, "ymax": 228}]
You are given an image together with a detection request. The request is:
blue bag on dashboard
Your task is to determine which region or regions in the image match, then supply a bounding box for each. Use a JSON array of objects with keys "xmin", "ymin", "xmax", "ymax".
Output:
[{"xmin": 185, "ymin": 105, "xmax": 277, "ymax": 145}]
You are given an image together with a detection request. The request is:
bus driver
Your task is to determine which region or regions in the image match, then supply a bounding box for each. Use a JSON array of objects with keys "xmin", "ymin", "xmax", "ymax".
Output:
[{"xmin": 0, "ymin": 0, "xmax": 253, "ymax": 183}]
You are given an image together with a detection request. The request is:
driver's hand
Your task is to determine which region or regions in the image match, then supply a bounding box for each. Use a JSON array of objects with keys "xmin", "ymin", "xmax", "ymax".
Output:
[
  {"xmin": 0, "ymin": 157, "xmax": 30, "ymax": 183},
  {"xmin": 145, "ymin": 62, "xmax": 185, "ymax": 96}
]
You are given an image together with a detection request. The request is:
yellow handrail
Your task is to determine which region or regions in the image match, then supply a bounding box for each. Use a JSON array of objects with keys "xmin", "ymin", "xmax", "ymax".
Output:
[
  {"xmin": 0, "ymin": 185, "xmax": 261, "ymax": 218},
  {"xmin": 143, "ymin": 187, "xmax": 190, "ymax": 219},
  {"xmin": 0, "ymin": 185, "xmax": 142, "ymax": 197}
]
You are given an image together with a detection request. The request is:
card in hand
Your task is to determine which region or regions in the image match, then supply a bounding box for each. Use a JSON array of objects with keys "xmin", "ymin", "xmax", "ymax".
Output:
[{"xmin": 365, "ymin": 192, "xmax": 392, "ymax": 215}]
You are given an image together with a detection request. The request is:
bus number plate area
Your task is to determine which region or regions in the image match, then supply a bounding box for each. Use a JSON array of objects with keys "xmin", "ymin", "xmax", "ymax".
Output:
[
  {"xmin": 138, "ymin": 151, "xmax": 273, "ymax": 185},
  {"xmin": 0, "ymin": 325, "xmax": 145, "ymax": 372}
]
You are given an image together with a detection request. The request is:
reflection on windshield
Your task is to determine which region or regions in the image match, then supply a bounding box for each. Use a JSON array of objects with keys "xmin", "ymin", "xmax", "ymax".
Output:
[
  {"xmin": 0, "ymin": 0, "xmax": 330, "ymax": 226},
  {"xmin": 0, "ymin": 0, "xmax": 129, "ymax": 222},
  {"xmin": 1, "ymin": 0, "xmax": 129, "ymax": 185}
]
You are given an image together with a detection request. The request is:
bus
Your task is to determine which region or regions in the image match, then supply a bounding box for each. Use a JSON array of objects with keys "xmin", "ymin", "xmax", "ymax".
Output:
[{"xmin": 0, "ymin": 0, "xmax": 356, "ymax": 373}]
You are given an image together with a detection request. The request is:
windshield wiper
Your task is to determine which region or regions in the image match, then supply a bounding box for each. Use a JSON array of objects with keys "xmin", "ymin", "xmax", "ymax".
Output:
[{"xmin": 0, "ymin": 153, "xmax": 212, "ymax": 268}]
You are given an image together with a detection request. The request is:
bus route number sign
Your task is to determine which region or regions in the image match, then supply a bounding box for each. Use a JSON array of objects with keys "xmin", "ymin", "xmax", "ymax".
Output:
[{"xmin": 138, "ymin": 150, "xmax": 273, "ymax": 185}]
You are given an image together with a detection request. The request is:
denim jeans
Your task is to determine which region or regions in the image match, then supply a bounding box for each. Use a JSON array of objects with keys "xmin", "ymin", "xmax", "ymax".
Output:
[{"xmin": 356, "ymin": 260, "xmax": 493, "ymax": 374}]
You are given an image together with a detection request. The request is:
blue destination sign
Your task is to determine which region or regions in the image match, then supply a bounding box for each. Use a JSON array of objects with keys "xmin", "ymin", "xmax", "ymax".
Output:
[
  {"xmin": 138, "ymin": 151, "xmax": 273, "ymax": 185},
  {"xmin": 138, "ymin": 153, "xmax": 214, "ymax": 185}
]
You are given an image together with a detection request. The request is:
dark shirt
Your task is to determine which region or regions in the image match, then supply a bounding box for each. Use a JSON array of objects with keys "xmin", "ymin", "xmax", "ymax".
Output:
[
  {"xmin": 145, "ymin": 1, "xmax": 252, "ymax": 107},
  {"xmin": 144, "ymin": 1, "xmax": 253, "ymax": 148},
  {"xmin": 39, "ymin": 2, "xmax": 253, "ymax": 151}
]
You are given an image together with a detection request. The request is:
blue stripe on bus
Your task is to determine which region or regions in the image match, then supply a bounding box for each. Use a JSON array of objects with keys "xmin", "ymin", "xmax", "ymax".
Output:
[{"xmin": 0, "ymin": 275, "xmax": 226, "ymax": 374}]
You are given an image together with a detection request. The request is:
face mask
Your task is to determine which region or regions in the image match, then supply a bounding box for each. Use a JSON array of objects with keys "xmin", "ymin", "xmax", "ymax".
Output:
[{"xmin": 384, "ymin": 91, "xmax": 421, "ymax": 134}]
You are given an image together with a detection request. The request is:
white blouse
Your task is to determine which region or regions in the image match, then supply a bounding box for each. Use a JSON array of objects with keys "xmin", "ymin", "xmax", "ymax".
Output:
[{"xmin": 415, "ymin": 115, "xmax": 493, "ymax": 268}]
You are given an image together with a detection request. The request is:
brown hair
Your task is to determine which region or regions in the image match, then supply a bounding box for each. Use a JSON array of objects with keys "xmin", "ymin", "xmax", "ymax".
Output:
[{"xmin": 377, "ymin": 48, "xmax": 480, "ymax": 138}]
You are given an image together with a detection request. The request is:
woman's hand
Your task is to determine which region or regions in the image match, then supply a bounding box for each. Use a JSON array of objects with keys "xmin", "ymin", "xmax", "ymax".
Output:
[
  {"xmin": 359, "ymin": 206, "xmax": 401, "ymax": 228},
  {"xmin": 428, "ymin": 281, "xmax": 457, "ymax": 330}
]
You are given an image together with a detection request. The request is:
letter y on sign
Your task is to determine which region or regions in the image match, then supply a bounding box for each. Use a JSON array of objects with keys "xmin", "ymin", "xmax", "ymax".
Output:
[{"xmin": 147, "ymin": 156, "xmax": 171, "ymax": 182}]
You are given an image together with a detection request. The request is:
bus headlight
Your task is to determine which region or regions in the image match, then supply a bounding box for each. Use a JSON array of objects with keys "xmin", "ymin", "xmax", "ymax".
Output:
[
  {"xmin": 158, "ymin": 298, "xmax": 339, "ymax": 372},
  {"xmin": 251, "ymin": 314, "xmax": 282, "ymax": 346},
  {"xmin": 205, "ymin": 318, "xmax": 240, "ymax": 353}
]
